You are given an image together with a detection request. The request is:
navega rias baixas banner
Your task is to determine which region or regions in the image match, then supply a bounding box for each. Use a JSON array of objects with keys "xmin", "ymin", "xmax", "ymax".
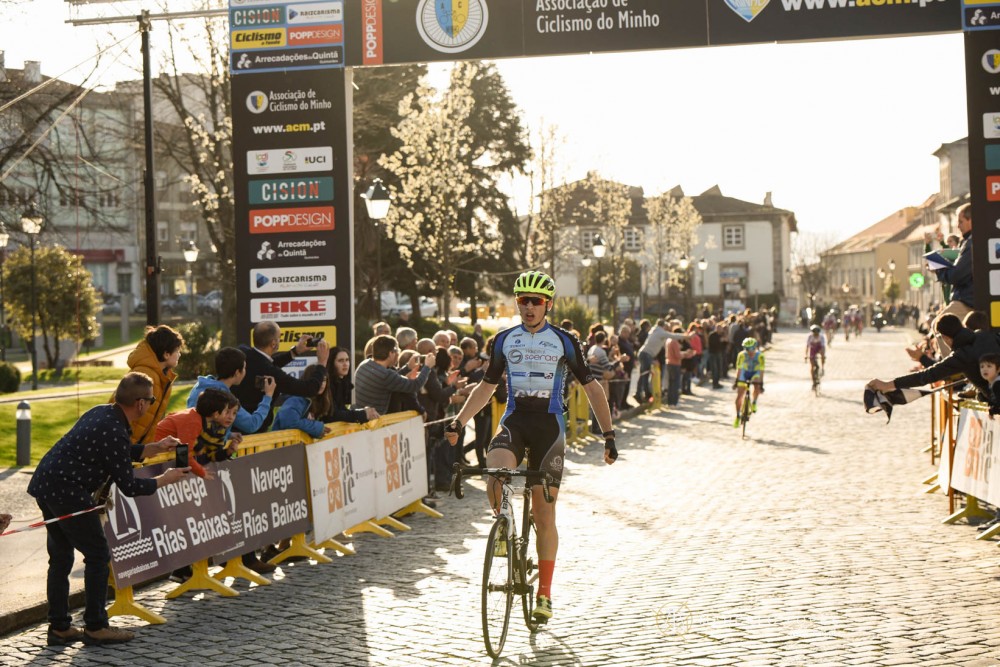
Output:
[{"xmin": 105, "ymin": 445, "xmax": 309, "ymax": 587}]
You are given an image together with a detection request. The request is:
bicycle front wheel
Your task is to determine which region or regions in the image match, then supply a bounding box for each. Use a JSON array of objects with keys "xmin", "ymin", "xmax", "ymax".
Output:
[
  {"xmin": 741, "ymin": 394, "xmax": 751, "ymax": 438},
  {"xmin": 482, "ymin": 518, "xmax": 514, "ymax": 658}
]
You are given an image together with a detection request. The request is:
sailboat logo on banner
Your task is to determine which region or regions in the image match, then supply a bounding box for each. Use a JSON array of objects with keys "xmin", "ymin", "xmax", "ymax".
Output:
[
  {"xmin": 416, "ymin": 0, "xmax": 488, "ymax": 54},
  {"xmin": 724, "ymin": 0, "xmax": 771, "ymax": 22}
]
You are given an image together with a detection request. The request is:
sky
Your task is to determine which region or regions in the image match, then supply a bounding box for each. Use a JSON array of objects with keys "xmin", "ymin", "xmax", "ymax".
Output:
[{"xmin": 1, "ymin": 1, "xmax": 970, "ymax": 245}]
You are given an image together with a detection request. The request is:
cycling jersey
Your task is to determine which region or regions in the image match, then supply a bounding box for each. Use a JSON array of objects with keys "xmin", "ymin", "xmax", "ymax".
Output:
[
  {"xmin": 806, "ymin": 334, "xmax": 826, "ymax": 360},
  {"xmin": 483, "ymin": 322, "xmax": 594, "ymax": 414},
  {"xmin": 735, "ymin": 350, "xmax": 765, "ymax": 385},
  {"xmin": 482, "ymin": 322, "xmax": 594, "ymax": 487}
]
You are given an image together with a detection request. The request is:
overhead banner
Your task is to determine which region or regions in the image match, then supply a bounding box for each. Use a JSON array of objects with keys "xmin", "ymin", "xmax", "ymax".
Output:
[
  {"xmin": 344, "ymin": 0, "xmax": 960, "ymax": 67},
  {"xmin": 104, "ymin": 445, "xmax": 309, "ymax": 588},
  {"xmin": 231, "ymin": 0, "xmax": 353, "ymax": 352}
]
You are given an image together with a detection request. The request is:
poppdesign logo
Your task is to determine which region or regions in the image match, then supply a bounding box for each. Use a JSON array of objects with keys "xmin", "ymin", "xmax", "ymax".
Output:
[
  {"xmin": 723, "ymin": 0, "xmax": 770, "ymax": 22},
  {"xmin": 247, "ymin": 91, "xmax": 269, "ymax": 114},
  {"xmin": 417, "ymin": 0, "xmax": 488, "ymax": 54},
  {"xmin": 249, "ymin": 205, "xmax": 335, "ymax": 234}
]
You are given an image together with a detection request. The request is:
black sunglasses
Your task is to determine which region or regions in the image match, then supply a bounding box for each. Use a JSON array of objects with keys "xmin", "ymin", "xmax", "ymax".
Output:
[
  {"xmin": 139, "ymin": 395, "xmax": 156, "ymax": 405},
  {"xmin": 516, "ymin": 296, "xmax": 548, "ymax": 306}
]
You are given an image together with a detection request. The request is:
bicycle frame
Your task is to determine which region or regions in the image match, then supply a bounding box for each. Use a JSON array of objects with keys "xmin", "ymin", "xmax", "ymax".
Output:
[{"xmin": 452, "ymin": 464, "xmax": 554, "ymax": 657}]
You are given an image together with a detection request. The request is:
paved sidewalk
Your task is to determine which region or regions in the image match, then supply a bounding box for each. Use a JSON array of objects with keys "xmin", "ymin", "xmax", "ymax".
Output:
[{"xmin": 4, "ymin": 328, "xmax": 1000, "ymax": 665}]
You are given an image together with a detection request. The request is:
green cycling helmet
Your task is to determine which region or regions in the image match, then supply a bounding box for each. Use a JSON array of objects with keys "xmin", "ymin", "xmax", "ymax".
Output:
[
  {"xmin": 742, "ymin": 338, "xmax": 758, "ymax": 349},
  {"xmin": 513, "ymin": 270, "xmax": 556, "ymax": 298}
]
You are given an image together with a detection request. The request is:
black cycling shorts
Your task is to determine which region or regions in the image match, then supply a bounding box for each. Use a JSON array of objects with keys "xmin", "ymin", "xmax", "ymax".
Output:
[{"xmin": 487, "ymin": 411, "xmax": 566, "ymax": 488}]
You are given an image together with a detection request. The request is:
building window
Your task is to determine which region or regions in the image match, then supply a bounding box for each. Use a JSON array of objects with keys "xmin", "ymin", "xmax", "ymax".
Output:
[
  {"xmin": 723, "ymin": 225, "xmax": 744, "ymax": 249},
  {"xmin": 580, "ymin": 229, "xmax": 600, "ymax": 253},
  {"xmin": 157, "ymin": 223, "xmax": 169, "ymax": 243},
  {"xmin": 179, "ymin": 223, "xmax": 198, "ymax": 245},
  {"xmin": 623, "ymin": 228, "xmax": 642, "ymax": 252}
]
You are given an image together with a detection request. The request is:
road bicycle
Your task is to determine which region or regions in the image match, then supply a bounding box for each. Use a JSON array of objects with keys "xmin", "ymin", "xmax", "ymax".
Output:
[
  {"xmin": 737, "ymin": 388, "xmax": 752, "ymax": 438},
  {"xmin": 451, "ymin": 463, "xmax": 555, "ymax": 659},
  {"xmin": 809, "ymin": 357, "xmax": 824, "ymax": 396}
]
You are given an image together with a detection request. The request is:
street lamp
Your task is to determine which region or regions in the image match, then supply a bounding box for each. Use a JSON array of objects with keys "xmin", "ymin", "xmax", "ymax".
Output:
[
  {"xmin": 592, "ymin": 234, "xmax": 606, "ymax": 318},
  {"xmin": 0, "ymin": 222, "xmax": 8, "ymax": 362},
  {"xmin": 697, "ymin": 257, "xmax": 707, "ymax": 311},
  {"xmin": 888, "ymin": 259, "xmax": 896, "ymax": 272},
  {"xmin": 21, "ymin": 203, "xmax": 43, "ymax": 391},
  {"xmin": 182, "ymin": 241, "xmax": 199, "ymax": 314},
  {"xmin": 678, "ymin": 255, "xmax": 690, "ymax": 320},
  {"xmin": 362, "ymin": 178, "xmax": 392, "ymax": 319}
]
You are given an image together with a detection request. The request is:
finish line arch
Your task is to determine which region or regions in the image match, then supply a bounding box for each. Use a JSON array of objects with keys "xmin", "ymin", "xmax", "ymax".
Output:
[{"xmin": 229, "ymin": 0, "xmax": 993, "ymax": 349}]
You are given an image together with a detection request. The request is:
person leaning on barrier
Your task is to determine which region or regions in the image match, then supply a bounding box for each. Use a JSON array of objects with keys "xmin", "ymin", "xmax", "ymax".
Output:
[
  {"xmin": 187, "ymin": 347, "xmax": 277, "ymax": 436},
  {"xmin": 355, "ymin": 334, "xmax": 436, "ymax": 416},
  {"xmin": 322, "ymin": 346, "xmax": 380, "ymax": 424},
  {"xmin": 867, "ymin": 313, "xmax": 1000, "ymax": 398},
  {"xmin": 232, "ymin": 321, "xmax": 330, "ymax": 435},
  {"xmin": 29, "ymin": 372, "xmax": 190, "ymax": 647},
  {"xmin": 120, "ymin": 324, "xmax": 184, "ymax": 444},
  {"xmin": 157, "ymin": 388, "xmax": 241, "ymax": 465}
]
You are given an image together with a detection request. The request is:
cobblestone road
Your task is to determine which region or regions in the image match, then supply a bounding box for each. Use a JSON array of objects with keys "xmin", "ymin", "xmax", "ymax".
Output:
[{"xmin": 3, "ymin": 328, "xmax": 1000, "ymax": 666}]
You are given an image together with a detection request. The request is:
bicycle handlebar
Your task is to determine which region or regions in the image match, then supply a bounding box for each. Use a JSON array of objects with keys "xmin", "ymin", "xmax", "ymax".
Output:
[{"xmin": 450, "ymin": 463, "xmax": 554, "ymax": 503}]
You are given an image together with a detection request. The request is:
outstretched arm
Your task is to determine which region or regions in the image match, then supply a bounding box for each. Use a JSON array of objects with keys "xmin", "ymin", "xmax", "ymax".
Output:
[
  {"xmin": 445, "ymin": 380, "xmax": 498, "ymax": 445},
  {"xmin": 582, "ymin": 380, "xmax": 617, "ymax": 464}
]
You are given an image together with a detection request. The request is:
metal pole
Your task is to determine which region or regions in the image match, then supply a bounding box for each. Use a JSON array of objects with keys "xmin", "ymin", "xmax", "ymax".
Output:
[
  {"xmin": 16, "ymin": 401, "xmax": 30, "ymax": 466},
  {"xmin": 141, "ymin": 11, "xmax": 160, "ymax": 326},
  {"xmin": 597, "ymin": 258, "xmax": 602, "ymax": 319},
  {"xmin": 375, "ymin": 221, "xmax": 382, "ymax": 319},
  {"xmin": 0, "ymin": 252, "xmax": 5, "ymax": 362},
  {"xmin": 30, "ymin": 236, "xmax": 37, "ymax": 391}
]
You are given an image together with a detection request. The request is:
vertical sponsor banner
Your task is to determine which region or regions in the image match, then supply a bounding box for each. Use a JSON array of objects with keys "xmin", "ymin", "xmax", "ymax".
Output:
[
  {"xmin": 965, "ymin": 26, "xmax": 1000, "ymax": 321},
  {"xmin": 949, "ymin": 407, "xmax": 1000, "ymax": 505},
  {"xmin": 305, "ymin": 430, "xmax": 376, "ymax": 543},
  {"xmin": 372, "ymin": 415, "xmax": 428, "ymax": 517},
  {"xmin": 105, "ymin": 463, "xmax": 233, "ymax": 588},
  {"xmin": 213, "ymin": 445, "xmax": 311, "ymax": 563},
  {"xmin": 231, "ymin": 0, "xmax": 353, "ymax": 353}
]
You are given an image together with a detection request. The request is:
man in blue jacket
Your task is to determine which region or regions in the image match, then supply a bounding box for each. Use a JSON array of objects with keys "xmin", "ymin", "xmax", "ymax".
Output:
[{"xmin": 187, "ymin": 347, "xmax": 276, "ymax": 435}]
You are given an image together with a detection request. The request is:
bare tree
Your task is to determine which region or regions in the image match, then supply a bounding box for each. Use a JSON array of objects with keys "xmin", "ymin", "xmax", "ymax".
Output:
[{"xmin": 642, "ymin": 190, "xmax": 702, "ymax": 306}]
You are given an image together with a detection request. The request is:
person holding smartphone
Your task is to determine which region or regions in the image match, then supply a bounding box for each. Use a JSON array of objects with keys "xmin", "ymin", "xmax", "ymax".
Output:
[
  {"xmin": 233, "ymin": 321, "xmax": 330, "ymax": 434},
  {"xmin": 28, "ymin": 372, "xmax": 190, "ymax": 647}
]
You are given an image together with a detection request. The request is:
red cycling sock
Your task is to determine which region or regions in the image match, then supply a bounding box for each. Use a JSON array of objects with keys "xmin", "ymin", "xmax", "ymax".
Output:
[{"xmin": 538, "ymin": 560, "xmax": 555, "ymax": 598}]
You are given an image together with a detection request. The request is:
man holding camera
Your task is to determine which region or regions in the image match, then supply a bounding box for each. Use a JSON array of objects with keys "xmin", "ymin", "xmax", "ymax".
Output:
[{"xmin": 233, "ymin": 321, "xmax": 330, "ymax": 434}]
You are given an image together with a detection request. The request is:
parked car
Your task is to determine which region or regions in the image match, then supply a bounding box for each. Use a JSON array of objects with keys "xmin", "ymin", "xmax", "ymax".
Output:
[
  {"xmin": 380, "ymin": 291, "xmax": 438, "ymax": 318},
  {"xmin": 198, "ymin": 290, "xmax": 222, "ymax": 314}
]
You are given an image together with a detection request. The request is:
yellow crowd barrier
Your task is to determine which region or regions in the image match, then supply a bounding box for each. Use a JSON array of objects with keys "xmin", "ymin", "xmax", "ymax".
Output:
[{"xmin": 109, "ymin": 411, "xmax": 440, "ymax": 623}]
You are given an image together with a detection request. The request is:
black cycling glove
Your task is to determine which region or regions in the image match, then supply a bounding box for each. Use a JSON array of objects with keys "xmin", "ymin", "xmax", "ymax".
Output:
[
  {"xmin": 603, "ymin": 430, "xmax": 618, "ymax": 462},
  {"xmin": 445, "ymin": 420, "xmax": 462, "ymax": 441}
]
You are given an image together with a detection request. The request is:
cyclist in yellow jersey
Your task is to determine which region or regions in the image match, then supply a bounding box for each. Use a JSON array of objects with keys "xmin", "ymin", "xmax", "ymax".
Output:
[{"xmin": 733, "ymin": 337, "xmax": 765, "ymax": 427}]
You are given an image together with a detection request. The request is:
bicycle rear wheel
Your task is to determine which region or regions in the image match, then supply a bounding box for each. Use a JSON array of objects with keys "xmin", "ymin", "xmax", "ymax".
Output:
[
  {"xmin": 482, "ymin": 518, "xmax": 514, "ymax": 658},
  {"xmin": 741, "ymin": 393, "xmax": 751, "ymax": 438}
]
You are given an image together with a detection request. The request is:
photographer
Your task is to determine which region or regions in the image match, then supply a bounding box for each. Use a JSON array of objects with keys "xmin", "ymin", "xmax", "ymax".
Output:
[
  {"xmin": 28, "ymin": 372, "xmax": 189, "ymax": 646},
  {"xmin": 355, "ymin": 334, "xmax": 436, "ymax": 416},
  {"xmin": 187, "ymin": 347, "xmax": 277, "ymax": 435},
  {"xmin": 233, "ymin": 321, "xmax": 330, "ymax": 434}
]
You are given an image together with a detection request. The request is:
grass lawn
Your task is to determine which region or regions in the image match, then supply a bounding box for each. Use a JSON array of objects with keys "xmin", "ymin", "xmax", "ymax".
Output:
[{"xmin": 0, "ymin": 390, "xmax": 191, "ymax": 467}]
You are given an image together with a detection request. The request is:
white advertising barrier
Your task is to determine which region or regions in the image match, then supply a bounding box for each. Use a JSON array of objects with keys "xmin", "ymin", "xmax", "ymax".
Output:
[
  {"xmin": 306, "ymin": 428, "xmax": 375, "ymax": 544},
  {"xmin": 949, "ymin": 407, "xmax": 1000, "ymax": 506},
  {"xmin": 372, "ymin": 415, "xmax": 428, "ymax": 518}
]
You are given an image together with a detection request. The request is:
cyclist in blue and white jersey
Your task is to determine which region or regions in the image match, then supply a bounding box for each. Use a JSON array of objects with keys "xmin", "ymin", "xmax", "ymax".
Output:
[{"xmin": 446, "ymin": 270, "xmax": 616, "ymax": 624}]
